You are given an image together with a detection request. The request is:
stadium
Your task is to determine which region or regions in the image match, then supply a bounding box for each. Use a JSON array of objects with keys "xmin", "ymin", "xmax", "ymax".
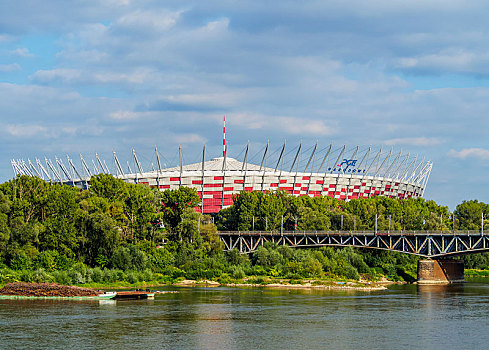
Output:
[{"xmin": 10, "ymin": 141, "xmax": 432, "ymax": 214}]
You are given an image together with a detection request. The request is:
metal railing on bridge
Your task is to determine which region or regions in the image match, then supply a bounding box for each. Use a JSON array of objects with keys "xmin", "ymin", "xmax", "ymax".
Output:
[{"xmin": 217, "ymin": 230, "xmax": 485, "ymax": 236}]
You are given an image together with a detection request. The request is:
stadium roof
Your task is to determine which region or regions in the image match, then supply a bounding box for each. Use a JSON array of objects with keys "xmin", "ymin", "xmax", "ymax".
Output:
[{"xmin": 163, "ymin": 157, "xmax": 276, "ymax": 172}]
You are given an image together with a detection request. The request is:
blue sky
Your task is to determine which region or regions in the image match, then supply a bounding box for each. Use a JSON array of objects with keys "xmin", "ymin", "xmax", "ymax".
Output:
[{"xmin": 1, "ymin": 0, "xmax": 489, "ymax": 209}]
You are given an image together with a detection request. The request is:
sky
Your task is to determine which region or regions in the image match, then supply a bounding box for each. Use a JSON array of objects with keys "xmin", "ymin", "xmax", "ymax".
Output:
[{"xmin": 1, "ymin": 0, "xmax": 489, "ymax": 209}]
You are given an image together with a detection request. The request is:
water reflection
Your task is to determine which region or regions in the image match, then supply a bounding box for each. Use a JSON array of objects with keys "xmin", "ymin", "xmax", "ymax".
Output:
[{"xmin": 416, "ymin": 283, "xmax": 467, "ymax": 300}]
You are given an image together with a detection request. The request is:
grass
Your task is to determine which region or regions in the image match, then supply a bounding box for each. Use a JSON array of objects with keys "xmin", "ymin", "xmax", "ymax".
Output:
[{"xmin": 465, "ymin": 269, "xmax": 489, "ymax": 277}]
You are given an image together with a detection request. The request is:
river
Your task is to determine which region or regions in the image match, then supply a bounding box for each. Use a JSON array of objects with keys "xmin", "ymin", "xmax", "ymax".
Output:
[{"xmin": 2, "ymin": 281, "xmax": 489, "ymax": 349}]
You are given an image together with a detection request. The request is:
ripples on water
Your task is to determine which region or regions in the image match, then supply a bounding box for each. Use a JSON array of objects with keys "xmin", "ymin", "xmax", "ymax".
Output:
[{"xmin": 2, "ymin": 283, "xmax": 489, "ymax": 349}]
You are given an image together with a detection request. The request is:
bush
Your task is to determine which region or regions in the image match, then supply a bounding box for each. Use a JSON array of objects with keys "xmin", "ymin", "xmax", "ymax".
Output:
[
  {"xmin": 383, "ymin": 264, "xmax": 397, "ymax": 278},
  {"xmin": 342, "ymin": 264, "xmax": 360, "ymax": 280},
  {"xmin": 68, "ymin": 271, "xmax": 85, "ymax": 284},
  {"xmin": 251, "ymin": 265, "xmax": 267, "ymax": 276},
  {"xmin": 253, "ymin": 246, "xmax": 282, "ymax": 269},
  {"xmin": 10, "ymin": 252, "xmax": 32, "ymax": 270},
  {"xmin": 33, "ymin": 251, "xmax": 58, "ymax": 271},
  {"xmin": 126, "ymin": 271, "xmax": 138, "ymax": 284},
  {"xmin": 0, "ymin": 268, "xmax": 20, "ymax": 284},
  {"xmin": 52, "ymin": 270, "xmax": 72, "ymax": 285},
  {"xmin": 111, "ymin": 246, "xmax": 148, "ymax": 271},
  {"xmin": 103, "ymin": 269, "xmax": 118, "ymax": 283},
  {"xmin": 91, "ymin": 267, "xmax": 104, "ymax": 283},
  {"xmin": 218, "ymin": 273, "xmax": 231, "ymax": 284},
  {"xmin": 230, "ymin": 266, "xmax": 245, "ymax": 279},
  {"xmin": 111, "ymin": 247, "xmax": 132, "ymax": 270},
  {"xmin": 226, "ymin": 249, "xmax": 250, "ymax": 266},
  {"xmin": 115, "ymin": 270, "xmax": 126, "ymax": 282},
  {"xmin": 142, "ymin": 268, "xmax": 154, "ymax": 282},
  {"xmin": 151, "ymin": 247, "xmax": 174, "ymax": 271},
  {"xmin": 30, "ymin": 268, "xmax": 54, "ymax": 283},
  {"xmin": 301, "ymin": 256, "xmax": 323, "ymax": 277},
  {"xmin": 162, "ymin": 266, "xmax": 185, "ymax": 279},
  {"xmin": 130, "ymin": 246, "xmax": 148, "ymax": 271},
  {"xmin": 55, "ymin": 255, "xmax": 75, "ymax": 270}
]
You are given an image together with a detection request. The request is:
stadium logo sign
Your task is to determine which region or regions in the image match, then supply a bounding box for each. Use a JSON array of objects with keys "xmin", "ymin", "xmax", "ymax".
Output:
[{"xmin": 338, "ymin": 159, "xmax": 357, "ymax": 167}]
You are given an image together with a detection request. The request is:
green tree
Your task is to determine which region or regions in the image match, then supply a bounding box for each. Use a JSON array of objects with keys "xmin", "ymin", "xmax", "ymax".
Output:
[
  {"xmin": 174, "ymin": 207, "xmax": 200, "ymax": 243},
  {"xmin": 455, "ymin": 200, "xmax": 488, "ymax": 230},
  {"xmin": 84, "ymin": 213, "xmax": 120, "ymax": 265},
  {"xmin": 158, "ymin": 187, "xmax": 200, "ymax": 232}
]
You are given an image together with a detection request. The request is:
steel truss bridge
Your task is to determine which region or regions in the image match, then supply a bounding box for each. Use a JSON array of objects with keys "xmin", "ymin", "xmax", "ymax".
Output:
[{"xmin": 217, "ymin": 231, "xmax": 489, "ymax": 257}]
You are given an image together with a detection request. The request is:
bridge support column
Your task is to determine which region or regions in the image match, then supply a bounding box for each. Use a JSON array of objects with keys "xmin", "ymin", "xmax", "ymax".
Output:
[{"xmin": 417, "ymin": 259, "xmax": 464, "ymax": 284}]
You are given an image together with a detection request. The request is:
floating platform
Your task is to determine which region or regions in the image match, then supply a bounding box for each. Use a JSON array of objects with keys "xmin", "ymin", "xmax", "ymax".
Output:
[{"xmin": 113, "ymin": 290, "xmax": 155, "ymax": 300}]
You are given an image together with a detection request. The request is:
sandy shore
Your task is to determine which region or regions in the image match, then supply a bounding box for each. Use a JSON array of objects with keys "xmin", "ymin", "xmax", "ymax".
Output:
[{"xmin": 172, "ymin": 279, "xmax": 390, "ymax": 291}]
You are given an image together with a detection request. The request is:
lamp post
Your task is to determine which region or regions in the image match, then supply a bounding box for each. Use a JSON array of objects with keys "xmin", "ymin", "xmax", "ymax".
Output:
[
  {"xmin": 481, "ymin": 212, "xmax": 484, "ymax": 235},
  {"xmin": 375, "ymin": 214, "xmax": 378, "ymax": 234},
  {"xmin": 281, "ymin": 215, "xmax": 284, "ymax": 235}
]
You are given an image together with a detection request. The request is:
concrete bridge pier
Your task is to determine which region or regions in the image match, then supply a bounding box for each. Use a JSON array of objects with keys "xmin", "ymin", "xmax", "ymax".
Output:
[{"xmin": 417, "ymin": 259, "xmax": 465, "ymax": 284}]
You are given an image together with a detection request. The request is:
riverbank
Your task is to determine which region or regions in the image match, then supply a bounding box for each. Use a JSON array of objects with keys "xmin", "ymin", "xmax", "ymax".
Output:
[
  {"xmin": 0, "ymin": 278, "xmax": 392, "ymax": 292},
  {"xmin": 465, "ymin": 269, "xmax": 489, "ymax": 277},
  {"xmin": 173, "ymin": 278, "xmax": 394, "ymax": 291},
  {"xmin": 0, "ymin": 267, "xmax": 401, "ymax": 292},
  {"xmin": 69, "ymin": 277, "xmax": 393, "ymax": 291}
]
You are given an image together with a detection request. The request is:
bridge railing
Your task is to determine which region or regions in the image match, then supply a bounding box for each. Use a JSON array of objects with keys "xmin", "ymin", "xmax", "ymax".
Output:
[{"xmin": 216, "ymin": 230, "xmax": 484, "ymax": 236}]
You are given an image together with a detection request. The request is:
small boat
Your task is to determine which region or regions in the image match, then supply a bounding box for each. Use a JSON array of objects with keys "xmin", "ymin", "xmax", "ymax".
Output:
[{"xmin": 98, "ymin": 291, "xmax": 117, "ymax": 299}]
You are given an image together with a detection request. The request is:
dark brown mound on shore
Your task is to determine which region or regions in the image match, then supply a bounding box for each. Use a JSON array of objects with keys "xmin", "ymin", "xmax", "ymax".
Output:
[{"xmin": 0, "ymin": 282, "xmax": 100, "ymax": 297}]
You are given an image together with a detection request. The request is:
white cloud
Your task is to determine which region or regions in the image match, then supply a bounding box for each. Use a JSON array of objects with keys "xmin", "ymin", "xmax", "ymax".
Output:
[
  {"xmin": 384, "ymin": 137, "xmax": 443, "ymax": 146},
  {"xmin": 397, "ymin": 50, "xmax": 489, "ymax": 74},
  {"xmin": 31, "ymin": 69, "xmax": 82, "ymax": 83},
  {"xmin": 116, "ymin": 9, "xmax": 180, "ymax": 32},
  {"xmin": 232, "ymin": 113, "xmax": 334, "ymax": 136},
  {"xmin": 173, "ymin": 133, "xmax": 207, "ymax": 145},
  {"xmin": 448, "ymin": 148, "xmax": 489, "ymax": 160},
  {"xmin": 6, "ymin": 124, "xmax": 48, "ymax": 137},
  {"xmin": 109, "ymin": 110, "xmax": 141, "ymax": 120},
  {"xmin": 93, "ymin": 70, "xmax": 151, "ymax": 84},
  {"xmin": 278, "ymin": 117, "xmax": 333, "ymax": 136},
  {"xmin": 32, "ymin": 68, "xmax": 154, "ymax": 85},
  {"xmin": 102, "ymin": 0, "xmax": 130, "ymax": 6},
  {"xmin": 0, "ymin": 63, "xmax": 21, "ymax": 72},
  {"xmin": 12, "ymin": 48, "xmax": 33, "ymax": 57}
]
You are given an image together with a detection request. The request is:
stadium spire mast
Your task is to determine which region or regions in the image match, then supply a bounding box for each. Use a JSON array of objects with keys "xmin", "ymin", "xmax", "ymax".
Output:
[{"xmin": 223, "ymin": 115, "xmax": 226, "ymax": 157}]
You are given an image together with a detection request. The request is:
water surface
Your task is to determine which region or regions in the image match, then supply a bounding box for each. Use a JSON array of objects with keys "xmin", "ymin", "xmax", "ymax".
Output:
[{"xmin": 2, "ymin": 283, "xmax": 489, "ymax": 349}]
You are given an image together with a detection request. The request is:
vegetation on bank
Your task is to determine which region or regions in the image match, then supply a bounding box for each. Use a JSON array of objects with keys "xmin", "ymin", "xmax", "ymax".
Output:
[
  {"xmin": 465, "ymin": 269, "xmax": 489, "ymax": 277},
  {"xmin": 0, "ymin": 174, "xmax": 488, "ymax": 287}
]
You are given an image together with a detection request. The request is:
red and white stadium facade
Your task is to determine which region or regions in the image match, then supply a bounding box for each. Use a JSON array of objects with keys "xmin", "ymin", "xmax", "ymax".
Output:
[{"xmin": 11, "ymin": 143, "xmax": 432, "ymax": 214}]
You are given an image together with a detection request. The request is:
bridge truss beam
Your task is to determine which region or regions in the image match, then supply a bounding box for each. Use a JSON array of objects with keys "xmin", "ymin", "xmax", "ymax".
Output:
[{"xmin": 218, "ymin": 232, "xmax": 489, "ymax": 258}]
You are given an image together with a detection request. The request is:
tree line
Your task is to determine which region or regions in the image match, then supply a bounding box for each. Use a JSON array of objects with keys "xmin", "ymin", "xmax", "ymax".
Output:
[
  {"xmin": 0, "ymin": 174, "xmax": 205, "ymax": 269},
  {"xmin": 0, "ymin": 174, "xmax": 488, "ymax": 285},
  {"xmin": 217, "ymin": 190, "xmax": 489, "ymax": 232}
]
